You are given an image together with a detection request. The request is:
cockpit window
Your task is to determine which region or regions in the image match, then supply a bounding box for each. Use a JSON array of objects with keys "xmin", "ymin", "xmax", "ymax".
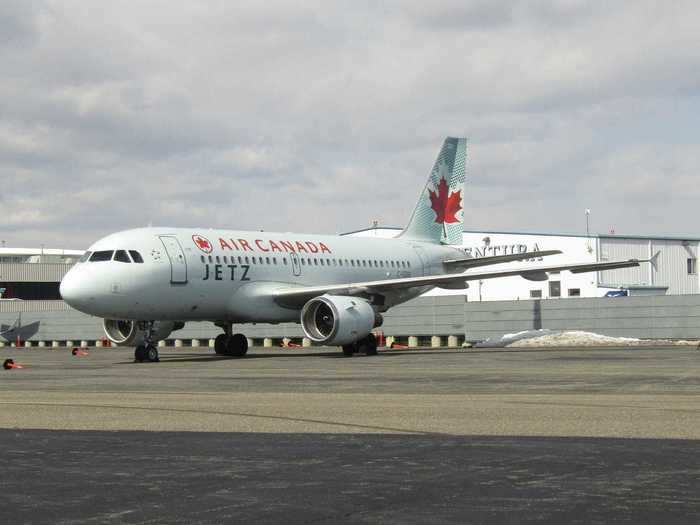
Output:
[
  {"xmin": 129, "ymin": 250, "xmax": 144, "ymax": 263},
  {"xmin": 79, "ymin": 251, "xmax": 92, "ymax": 263},
  {"xmin": 113, "ymin": 250, "xmax": 131, "ymax": 263},
  {"xmin": 89, "ymin": 250, "xmax": 114, "ymax": 262}
]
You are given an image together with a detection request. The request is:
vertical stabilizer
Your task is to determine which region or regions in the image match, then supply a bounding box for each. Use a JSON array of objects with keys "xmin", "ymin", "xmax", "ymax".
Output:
[{"xmin": 399, "ymin": 137, "xmax": 467, "ymax": 244}]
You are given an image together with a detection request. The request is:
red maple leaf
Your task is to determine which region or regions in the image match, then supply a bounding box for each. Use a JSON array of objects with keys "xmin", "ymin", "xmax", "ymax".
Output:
[
  {"xmin": 428, "ymin": 177, "xmax": 462, "ymax": 224},
  {"xmin": 193, "ymin": 235, "xmax": 212, "ymax": 252}
]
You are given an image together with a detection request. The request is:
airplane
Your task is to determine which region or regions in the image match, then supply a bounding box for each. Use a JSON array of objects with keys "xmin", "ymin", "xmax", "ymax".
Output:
[{"xmin": 59, "ymin": 137, "xmax": 651, "ymax": 362}]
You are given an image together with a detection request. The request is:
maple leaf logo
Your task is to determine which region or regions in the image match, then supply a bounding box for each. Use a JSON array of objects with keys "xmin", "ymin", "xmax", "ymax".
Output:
[
  {"xmin": 428, "ymin": 177, "xmax": 462, "ymax": 225},
  {"xmin": 192, "ymin": 234, "xmax": 213, "ymax": 253}
]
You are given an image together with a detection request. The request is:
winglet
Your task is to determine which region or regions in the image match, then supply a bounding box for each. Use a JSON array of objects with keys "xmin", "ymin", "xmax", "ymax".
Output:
[{"xmin": 649, "ymin": 250, "xmax": 661, "ymax": 271}]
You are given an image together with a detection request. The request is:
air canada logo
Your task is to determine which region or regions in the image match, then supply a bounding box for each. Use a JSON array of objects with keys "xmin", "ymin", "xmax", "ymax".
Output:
[{"xmin": 192, "ymin": 234, "xmax": 213, "ymax": 253}]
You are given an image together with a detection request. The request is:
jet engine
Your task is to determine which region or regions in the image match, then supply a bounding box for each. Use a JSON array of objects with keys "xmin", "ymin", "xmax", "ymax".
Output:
[
  {"xmin": 102, "ymin": 319, "xmax": 185, "ymax": 346},
  {"xmin": 301, "ymin": 295, "xmax": 380, "ymax": 345}
]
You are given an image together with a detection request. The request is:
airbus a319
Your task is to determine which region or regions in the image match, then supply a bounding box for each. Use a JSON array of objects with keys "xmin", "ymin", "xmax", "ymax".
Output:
[{"xmin": 60, "ymin": 138, "xmax": 649, "ymax": 361}]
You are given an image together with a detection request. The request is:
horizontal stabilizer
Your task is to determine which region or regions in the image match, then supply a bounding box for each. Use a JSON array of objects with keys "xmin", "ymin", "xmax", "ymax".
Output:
[{"xmin": 443, "ymin": 250, "xmax": 562, "ymax": 269}]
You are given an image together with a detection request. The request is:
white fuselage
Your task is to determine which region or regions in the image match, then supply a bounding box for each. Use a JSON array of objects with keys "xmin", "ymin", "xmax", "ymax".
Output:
[{"xmin": 60, "ymin": 227, "xmax": 463, "ymax": 323}]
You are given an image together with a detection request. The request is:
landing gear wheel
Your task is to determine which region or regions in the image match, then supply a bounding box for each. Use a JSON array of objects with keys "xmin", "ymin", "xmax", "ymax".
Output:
[
  {"xmin": 145, "ymin": 344, "xmax": 159, "ymax": 363},
  {"xmin": 226, "ymin": 333, "xmax": 248, "ymax": 357},
  {"xmin": 358, "ymin": 334, "xmax": 378, "ymax": 356},
  {"xmin": 214, "ymin": 334, "xmax": 227, "ymax": 355},
  {"xmin": 342, "ymin": 344, "xmax": 356, "ymax": 357},
  {"xmin": 134, "ymin": 345, "xmax": 147, "ymax": 362}
]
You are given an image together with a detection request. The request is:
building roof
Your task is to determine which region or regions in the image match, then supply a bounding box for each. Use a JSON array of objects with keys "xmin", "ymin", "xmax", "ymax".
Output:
[
  {"xmin": 342, "ymin": 226, "xmax": 700, "ymax": 242},
  {"xmin": 0, "ymin": 248, "xmax": 84, "ymax": 256}
]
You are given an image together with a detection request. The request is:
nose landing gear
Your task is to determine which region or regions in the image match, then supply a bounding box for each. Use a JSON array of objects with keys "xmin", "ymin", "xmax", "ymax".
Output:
[
  {"xmin": 134, "ymin": 321, "xmax": 160, "ymax": 363},
  {"xmin": 214, "ymin": 323, "xmax": 248, "ymax": 357}
]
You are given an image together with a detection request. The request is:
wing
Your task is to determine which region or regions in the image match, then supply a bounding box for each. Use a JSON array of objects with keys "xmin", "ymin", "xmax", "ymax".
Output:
[
  {"xmin": 273, "ymin": 258, "xmax": 649, "ymax": 307},
  {"xmin": 442, "ymin": 250, "xmax": 562, "ymax": 269}
]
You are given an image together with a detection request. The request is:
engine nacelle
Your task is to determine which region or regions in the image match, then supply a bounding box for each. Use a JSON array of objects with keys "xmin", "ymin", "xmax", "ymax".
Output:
[
  {"xmin": 301, "ymin": 295, "xmax": 378, "ymax": 346},
  {"xmin": 102, "ymin": 319, "xmax": 185, "ymax": 346}
]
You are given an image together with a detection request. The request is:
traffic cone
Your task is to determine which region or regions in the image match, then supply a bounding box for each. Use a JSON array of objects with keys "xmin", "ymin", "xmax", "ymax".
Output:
[{"xmin": 3, "ymin": 358, "xmax": 24, "ymax": 370}]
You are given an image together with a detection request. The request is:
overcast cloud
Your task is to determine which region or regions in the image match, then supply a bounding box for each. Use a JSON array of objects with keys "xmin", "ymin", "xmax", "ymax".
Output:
[{"xmin": 1, "ymin": 0, "xmax": 700, "ymax": 249}]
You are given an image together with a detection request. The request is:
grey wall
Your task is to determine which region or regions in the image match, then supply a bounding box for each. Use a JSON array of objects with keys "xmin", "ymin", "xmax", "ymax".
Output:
[
  {"xmin": 2, "ymin": 295, "xmax": 700, "ymax": 343},
  {"xmin": 462, "ymin": 295, "xmax": 700, "ymax": 340}
]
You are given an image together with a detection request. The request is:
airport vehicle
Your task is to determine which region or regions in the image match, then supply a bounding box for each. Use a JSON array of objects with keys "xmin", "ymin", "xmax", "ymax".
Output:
[{"xmin": 59, "ymin": 138, "xmax": 648, "ymax": 361}]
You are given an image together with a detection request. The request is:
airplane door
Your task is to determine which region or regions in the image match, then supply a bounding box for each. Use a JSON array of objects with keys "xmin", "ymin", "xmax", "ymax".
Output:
[
  {"xmin": 290, "ymin": 252, "xmax": 301, "ymax": 277},
  {"xmin": 159, "ymin": 236, "xmax": 188, "ymax": 284},
  {"xmin": 412, "ymin": 245, "xmax": 428, "ymax": 276}
]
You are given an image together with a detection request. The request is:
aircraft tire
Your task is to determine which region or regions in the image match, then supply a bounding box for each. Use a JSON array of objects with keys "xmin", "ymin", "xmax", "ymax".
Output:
[
  {"xmin": 341, "ymin": 344, "xmax": 355, "ymax": 357},
  {"xmin": 145, "ymin": 345, "xmax": 159, "ymax": 363},
  {"xmin": 359, "ymin": 334, "xmax": 378, "ymax": 356},
  {"xmin": 227, "ymin": 333, "xmax": 248, "ymax": 357},
  {"xmin": 214, "ymin": 334, "xmax": 227, "ymax": 355},
  {"xmin": 134, "ymin": 345, "xmax": 146, "ymax": 362}
]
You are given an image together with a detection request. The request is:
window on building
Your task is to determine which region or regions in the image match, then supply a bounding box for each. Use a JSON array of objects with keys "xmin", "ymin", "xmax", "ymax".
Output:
[
  {"xmin": 530, "ymin": 290, "xmax": 542, "ymax": 298},
  {"xmin": 549, "ymin": 281, "xmax": 561, "ymax": 298},
  {"xmin": 568, "ymin": 288, "xmax": 581, "ymax": 297},
  {"xmin": 688, "ymin": 258, "xmax": 697, "ymax": 275}
]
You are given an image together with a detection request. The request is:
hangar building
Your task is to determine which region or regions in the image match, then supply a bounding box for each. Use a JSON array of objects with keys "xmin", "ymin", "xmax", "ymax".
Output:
[{"xmin": 346, "ymin": 227, "xmax": 699, "ymax": 300}]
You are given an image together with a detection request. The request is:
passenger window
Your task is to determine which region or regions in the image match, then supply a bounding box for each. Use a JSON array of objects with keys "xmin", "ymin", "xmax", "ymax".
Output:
[
  {"xmin": 79, "ymin": 251, "xmax": 92, "ymax": 263},
  {"xmin": 273, "ymin": 258, "xmax": 277, "ymax": 265},
  {"xmin": 338, "ymin": 259, "xmax": 342, "ymax": 267},
  {"xmin": 283, "ymin": 258, "xmax": 287, "ymax": 265},
  {"xmin": 200, "ymin": 255, "xmax": 205, "ymax": 263},
  {"xmin": 314, "ymin": 259, "xmax": 318, "ymax": 266},
  {"xmin": 129, "ymin": 250, "xmax": 144, "ymax": 263},
  {"xmin": 208, "ymin": 256, "xmax": 213, "ymax": 263},
  {"xmin": 216, "ymin": 256, "xmax": 220, "ymax": 264},
  {"xmin": 244, "ymin": 257, "xmax": 249, "ymax": 264},
  {"xmin": 223, "ymin": 256, "xmax": 228, "ymax": 263},
  {"xmin": 301, "ymin": 259, "xmax": 306, "ymax": 266},
  {"xmin": 238, "ymin": 256, "xmax": 243, "ymax": 264},
  {"xmin": 89, "ymin": 251, "xmax": 114, "ymax": 262},
  {"xmin": 266, "ymin": 257, "xmax": 270, "ymax": 265},
  {"xmin": 113, "ymin": 250, "xmax": 131, "ymax": 263},
  {"xmin": 259, "ymin": 257, "xmax": 264, "ymax": 264},
  {"xmin": 351, "ymin": 260, "xmax": 355, "ymax": 267}
]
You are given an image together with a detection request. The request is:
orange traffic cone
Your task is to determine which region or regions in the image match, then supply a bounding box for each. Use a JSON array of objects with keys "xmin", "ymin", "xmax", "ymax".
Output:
[{"xmin": 3, "ymin": 358, "xmax": 24, "ymax": 370}]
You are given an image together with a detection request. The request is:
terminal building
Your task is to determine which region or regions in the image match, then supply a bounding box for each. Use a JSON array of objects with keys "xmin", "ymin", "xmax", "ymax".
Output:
[{"xmin": 1, "ymin": 229, "xmax": 700, "ymax": 346}]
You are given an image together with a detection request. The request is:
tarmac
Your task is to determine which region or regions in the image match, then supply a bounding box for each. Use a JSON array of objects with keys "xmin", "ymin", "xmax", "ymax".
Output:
[{"xmin": 1, "ymin": 345, "xmax": 699, "ymax": 523}]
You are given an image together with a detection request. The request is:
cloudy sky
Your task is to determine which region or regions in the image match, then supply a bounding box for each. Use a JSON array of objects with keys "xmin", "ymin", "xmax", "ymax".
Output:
[{"xmin": 2, "ymin": 0, "xmax": 700, "ymax": 249}]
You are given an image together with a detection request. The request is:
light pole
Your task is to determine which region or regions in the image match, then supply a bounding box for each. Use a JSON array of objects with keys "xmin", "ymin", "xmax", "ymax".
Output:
[{"xmin": 585, "ymin": 209, "xmax": 591, "ymax": 237}]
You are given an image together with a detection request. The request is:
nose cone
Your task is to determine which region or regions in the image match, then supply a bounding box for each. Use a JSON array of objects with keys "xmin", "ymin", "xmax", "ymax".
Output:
[{"xmin": 60, "ymin": 269, "xmax": 86, "ymax": 311}]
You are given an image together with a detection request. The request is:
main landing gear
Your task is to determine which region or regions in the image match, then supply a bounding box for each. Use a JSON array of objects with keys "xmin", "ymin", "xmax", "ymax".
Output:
[
  {"xmin": 342, "ymin": 333, "xmax": 378, "ymax": 357},
  {"xmin": 214, "ymin": 323, "xmax": 249, "ymax": 357},
  {"xmin": 134, "ymin": 321, "xmax": 159, "ymax": 363}
]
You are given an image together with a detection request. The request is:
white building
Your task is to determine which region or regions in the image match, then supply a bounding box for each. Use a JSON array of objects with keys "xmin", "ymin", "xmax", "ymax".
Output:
[
  {"xmin": 347, "ymin": 227, "xmax": 699, "ymax": 301},
  {"xmin": 1, "ymin": 230, "xmax": 698, "ymax": 302}
]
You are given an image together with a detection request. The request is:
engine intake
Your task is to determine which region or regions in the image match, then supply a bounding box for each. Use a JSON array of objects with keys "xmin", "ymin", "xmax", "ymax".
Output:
[
  {"xmin": 102, "ymin": 319, "xmax": 184, "ymax": 346},
  {"xmin": 301, "ymin": 295, "xmax": 377, "ymax": 346}
]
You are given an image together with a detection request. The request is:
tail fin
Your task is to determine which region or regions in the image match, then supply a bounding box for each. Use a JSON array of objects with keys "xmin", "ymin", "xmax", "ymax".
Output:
[{"xmin": 399, "ymin": 137, "xmax": 467, "ymax": 244}]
